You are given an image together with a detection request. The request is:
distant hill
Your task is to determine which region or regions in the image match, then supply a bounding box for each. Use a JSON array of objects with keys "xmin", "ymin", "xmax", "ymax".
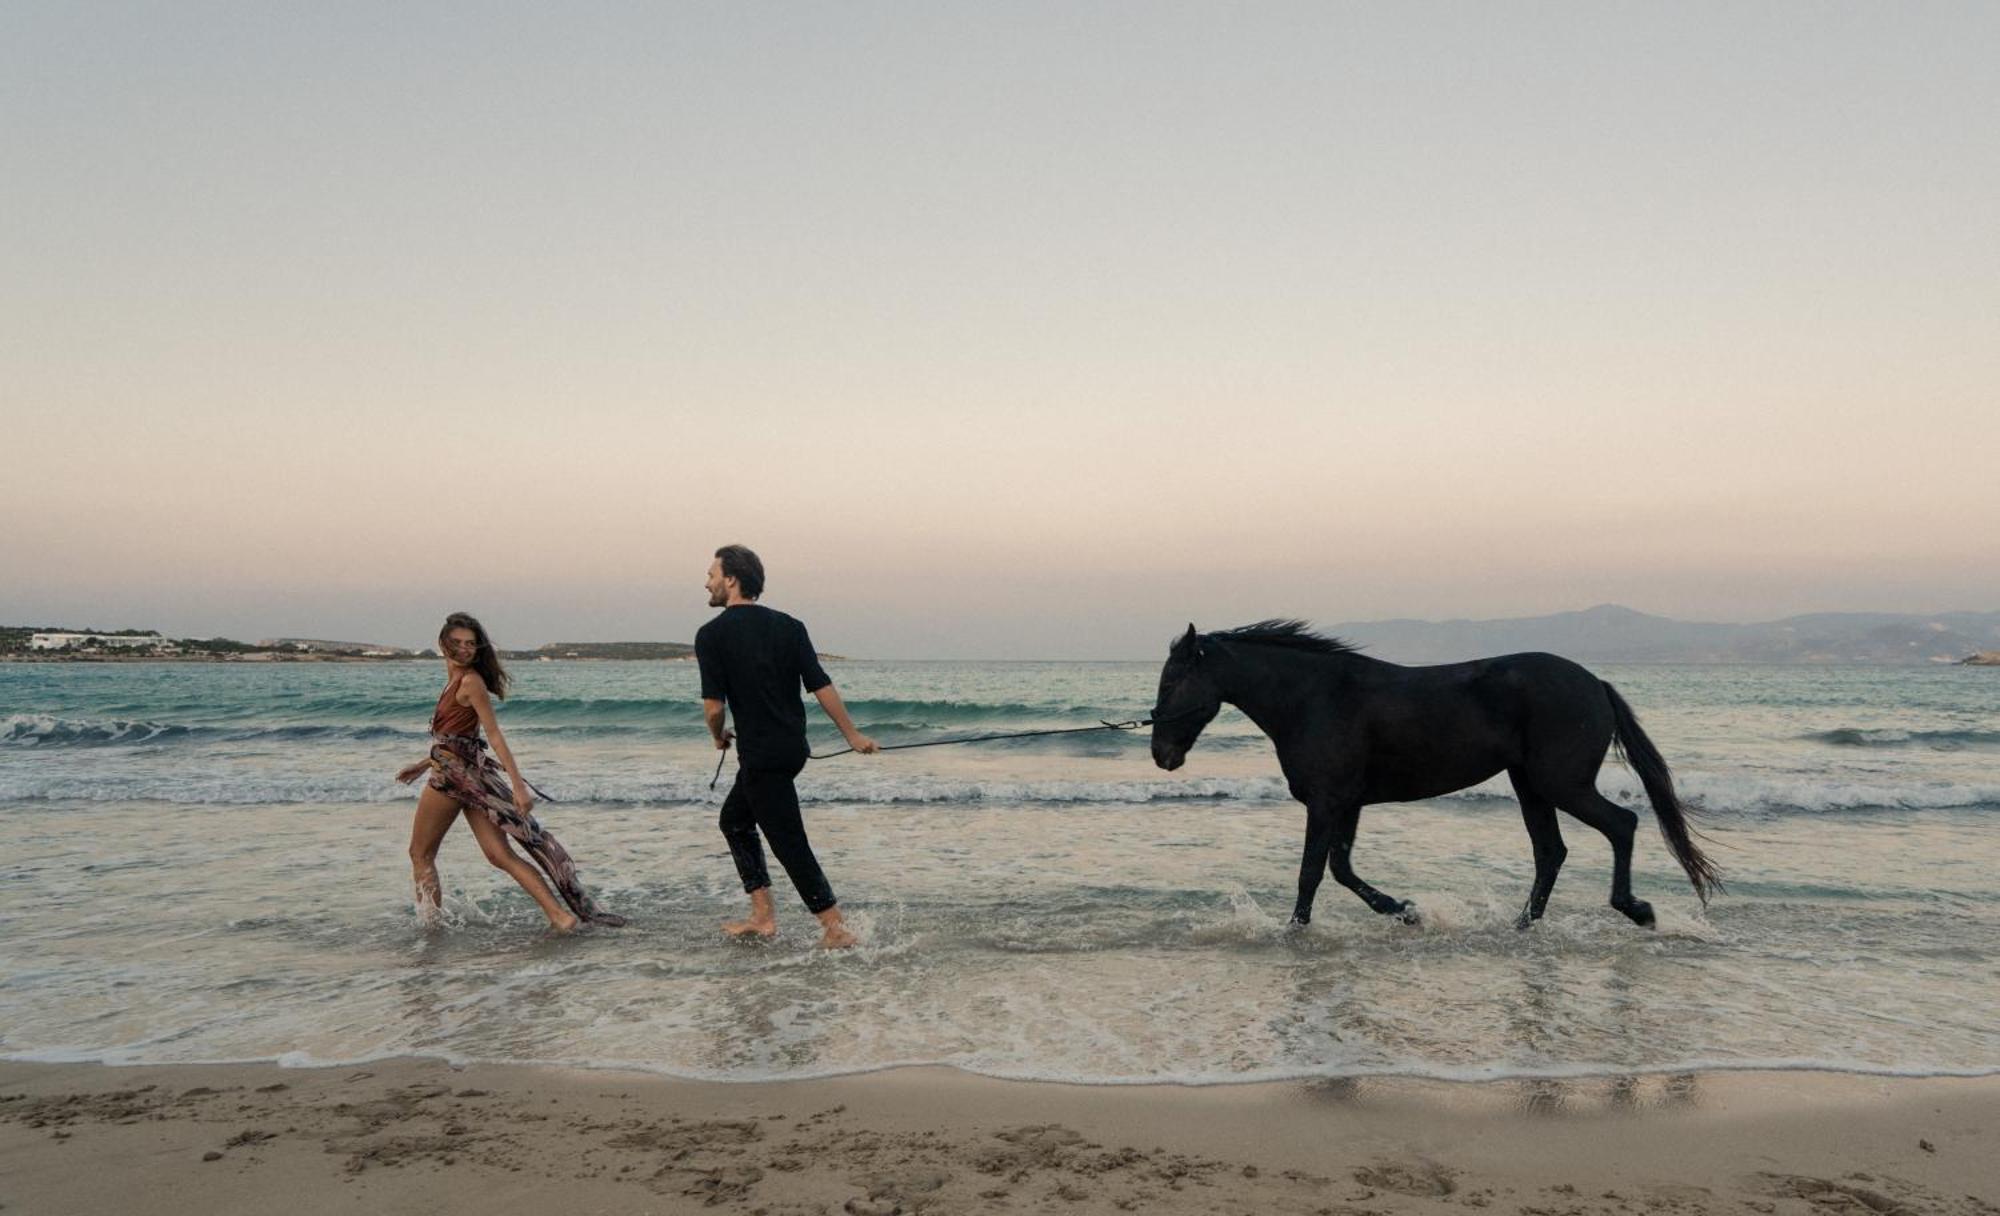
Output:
[
  {"xmin": 261, "ymin": 638, "xmax": 412, "ymax": 656},
  {"xmin": 1328, "ymin": 604, "xmax": 2000, "ymax": 665},
  {"xmin": 506, "ymin": 641, "xmax": 847, "ymax": 661},
  {"xmin": 516, "ymin": 641, "xmax": 696, "ymax": 661}
]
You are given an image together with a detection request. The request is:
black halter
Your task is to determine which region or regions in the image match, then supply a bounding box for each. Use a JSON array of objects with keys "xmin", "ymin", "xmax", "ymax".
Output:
[{"xmin": 1142, "ymin": 702, "xmax": 1215, "ymax": 729}]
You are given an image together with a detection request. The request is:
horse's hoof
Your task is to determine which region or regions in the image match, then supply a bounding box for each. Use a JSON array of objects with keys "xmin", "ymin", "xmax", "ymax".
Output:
[
  {"xmin": 1514, "ymin": 911, "xmax": 1534, "ymax": 931},
  {"xmin": 1287, "ymin": 913, "xmax": 1311, "ymax": 929},
  {"xmin": 1619, "ymin": 899, "xmax": 1656, "ymax": 928},
  {"xmin": 1395, "ymin": 901, "xmax": 1421, "ymax": 926}
]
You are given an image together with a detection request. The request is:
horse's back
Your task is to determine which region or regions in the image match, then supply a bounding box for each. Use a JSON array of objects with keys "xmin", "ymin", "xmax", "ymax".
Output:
[
  {"xmin": 1343, "ymin": 651, "xmax": 1614, "ymax": 802},
  {"xmin": 1363, "ymin": 651, "xmax": 1605, "ymax": 715}
]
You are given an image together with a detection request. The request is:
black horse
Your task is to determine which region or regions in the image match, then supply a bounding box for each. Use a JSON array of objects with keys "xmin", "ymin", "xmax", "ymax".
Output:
[{"xmin": 1149, "ymin": 621, "xmax": 1719, "ymax": 929}]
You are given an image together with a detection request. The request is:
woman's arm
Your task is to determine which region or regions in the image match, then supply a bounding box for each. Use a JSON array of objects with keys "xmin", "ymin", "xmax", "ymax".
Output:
[{"xmin": 463, "ymin": 674, "xmax": 534, "ymax": 813}]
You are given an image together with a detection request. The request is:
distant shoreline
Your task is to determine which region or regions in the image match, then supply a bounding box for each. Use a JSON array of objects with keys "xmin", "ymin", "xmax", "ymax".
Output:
[
  {"xmin": 0, "ymin": 653, "xmax": 702, "ymax": 664},
  {"xmin": 0, "ymin": 653, "xmax": 1972, "ymax": 667},
  {"xmin": 0, "ymin": 653, "xmax": 878, "ymax": 665},
  {"xmin": 10, "ymin": 602, "xmax": 1997, "ymax": 664}
]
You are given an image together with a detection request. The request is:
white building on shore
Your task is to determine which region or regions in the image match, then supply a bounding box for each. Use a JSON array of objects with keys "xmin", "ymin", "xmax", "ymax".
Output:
[{"xmin": 29, "ymin": 632, "xmax": 169, "ymax": 651}]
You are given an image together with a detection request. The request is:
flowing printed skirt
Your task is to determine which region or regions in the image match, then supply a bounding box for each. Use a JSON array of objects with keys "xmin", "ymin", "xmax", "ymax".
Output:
[{"xmin": 401, "ymin": 731, "xmax": 627, "ymax": 927}]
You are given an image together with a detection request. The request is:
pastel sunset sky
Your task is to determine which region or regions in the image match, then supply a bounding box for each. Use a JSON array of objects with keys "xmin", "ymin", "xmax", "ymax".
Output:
[{"xmin": 5, "ymin": 5, "xmax": 1996, "ymax": 658}]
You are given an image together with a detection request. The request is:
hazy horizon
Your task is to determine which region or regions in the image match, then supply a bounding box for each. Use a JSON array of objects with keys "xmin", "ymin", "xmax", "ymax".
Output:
[
  {"xmin": 11, "ymin": 600, "xmax": 2000, "ymax": 662},
  {"xmin": 6, "ymin": 4, "xmax": 1997, "ymax": 659}
]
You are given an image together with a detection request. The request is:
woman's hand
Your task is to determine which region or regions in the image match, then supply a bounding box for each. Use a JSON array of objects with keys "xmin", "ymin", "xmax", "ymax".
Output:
[
  {"xmin": 395, "ymin": 759, "xmax": 431, "ymax": 784},
  {"xmin": 512, "ymin": 785, "xmax": 536, "ymax": 817}
]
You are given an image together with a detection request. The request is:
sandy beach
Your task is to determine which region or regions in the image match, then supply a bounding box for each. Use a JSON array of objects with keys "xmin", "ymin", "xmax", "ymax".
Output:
[{"xmin": 2, "ymin": 1060, "xmax": 1993, "ymax": 1215}]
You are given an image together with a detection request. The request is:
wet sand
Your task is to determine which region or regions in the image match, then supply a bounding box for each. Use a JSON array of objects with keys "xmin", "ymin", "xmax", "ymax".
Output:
[{"xmin": 1, "ymin": 1060, "xmax": 1993, "ymax": 1215}]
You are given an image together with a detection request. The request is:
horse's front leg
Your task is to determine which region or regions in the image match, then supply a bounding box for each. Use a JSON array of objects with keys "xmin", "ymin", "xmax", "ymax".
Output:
[
  {"xmin": 1326, "ymin": 801, "xmax": 1418, "ymax": 924},
  {"xmin": 1289, "ymin": 805, "xmax": 1337, "ymax": 925}
]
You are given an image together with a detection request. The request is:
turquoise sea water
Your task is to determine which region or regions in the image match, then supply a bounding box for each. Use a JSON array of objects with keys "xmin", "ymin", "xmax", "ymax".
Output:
[{"xmin": 2, "ymin": 659, "xmax": 1996, "ymax": 1083}]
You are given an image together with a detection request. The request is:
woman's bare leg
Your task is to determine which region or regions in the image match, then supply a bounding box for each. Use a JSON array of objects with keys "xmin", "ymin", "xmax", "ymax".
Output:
[
  {"xmin": 409, "ymin": 785, "xmax": 462, "ymax": 922},
  {"xmin": 463, "ymin": 806, "xmax": 580, "ymax": 932}
]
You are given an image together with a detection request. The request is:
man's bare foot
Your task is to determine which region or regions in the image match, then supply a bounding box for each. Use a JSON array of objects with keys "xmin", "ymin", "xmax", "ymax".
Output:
[
  {"xmin": 724, "ymin": 889, "xmax": 778, "ymax": 939},
  {"xmin": 815, "ymin": 907, "xmax": 856, "ymax": 949}
]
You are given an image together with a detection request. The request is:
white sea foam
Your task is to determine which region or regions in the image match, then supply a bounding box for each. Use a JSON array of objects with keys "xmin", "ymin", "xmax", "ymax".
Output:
[
  {"xmin": 4, "ymin": 765, "xmax": 1997, "ymax": 814},
  {"xmin": 7, "ymin": 1040, "xmax": 1995, "ymax": 1087},
  {"xmin": 6, "ymin": 660, "xmax": 1999, "ymax": 1085}
]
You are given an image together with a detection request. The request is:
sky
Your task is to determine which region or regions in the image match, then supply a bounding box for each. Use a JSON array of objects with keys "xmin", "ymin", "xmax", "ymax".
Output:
[{"xmin": 4, "ymin": 4, "xmax": 1996, "ymax": 658}]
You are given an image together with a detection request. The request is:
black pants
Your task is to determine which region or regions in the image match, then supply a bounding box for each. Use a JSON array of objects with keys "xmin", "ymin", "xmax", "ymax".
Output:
[{"xmin": 719, "ymin": 760, "xmax": 837, "ymax": 914}]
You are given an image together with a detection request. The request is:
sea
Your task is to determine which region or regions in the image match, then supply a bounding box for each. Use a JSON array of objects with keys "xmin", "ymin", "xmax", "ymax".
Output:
[{"xmin": 3, "ymin": 659, "xmax": 1996, "ymax": 1086}]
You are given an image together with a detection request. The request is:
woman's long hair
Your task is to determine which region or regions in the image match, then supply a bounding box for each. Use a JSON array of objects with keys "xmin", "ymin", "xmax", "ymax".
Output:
[{"xmin": 438, "ymin": 612, "xmax": 511, "ymax": 700}]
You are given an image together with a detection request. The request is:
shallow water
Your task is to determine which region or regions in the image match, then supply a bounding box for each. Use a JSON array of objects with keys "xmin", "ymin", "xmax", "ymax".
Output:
[{"xmin": 3, "ymin": 660, "xmax": 1996, "ymax": 1082}]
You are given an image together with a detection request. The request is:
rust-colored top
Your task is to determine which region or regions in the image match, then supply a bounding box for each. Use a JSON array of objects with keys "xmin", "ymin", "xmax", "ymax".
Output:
[{"xmin": 431, "ymin": 672, "xmax": 479, "ymax": 736}]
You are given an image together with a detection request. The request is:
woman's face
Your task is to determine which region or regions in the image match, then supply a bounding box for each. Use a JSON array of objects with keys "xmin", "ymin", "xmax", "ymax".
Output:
[{"xmin": 444, "ymin": 628, "xmax": 479, "ymax": 665}]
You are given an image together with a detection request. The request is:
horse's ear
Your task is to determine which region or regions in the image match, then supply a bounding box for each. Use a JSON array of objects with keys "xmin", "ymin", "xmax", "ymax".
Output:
[{"xmin": 1173, "ymin": 624, "xmax": 1199, "ymax": 655}]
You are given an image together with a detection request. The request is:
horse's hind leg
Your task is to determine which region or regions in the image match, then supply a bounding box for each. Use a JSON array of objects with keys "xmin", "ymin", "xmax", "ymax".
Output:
[
  {"xmin": 1509, "ymin": 769, "xmax": 1567, "ymax": 929},
  {"xmin": 1547, "ymin": 785, "xmax": 1653, "ymax": 928},
  {"xmin": 1323, "ymin": 799, "xmax": 1418, "ymax": 924}
]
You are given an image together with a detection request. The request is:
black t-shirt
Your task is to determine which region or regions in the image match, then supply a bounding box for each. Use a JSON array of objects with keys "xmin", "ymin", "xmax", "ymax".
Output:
[{"xmin": 695, "ymin": 604, "xmax": 833, "ymax": 769}]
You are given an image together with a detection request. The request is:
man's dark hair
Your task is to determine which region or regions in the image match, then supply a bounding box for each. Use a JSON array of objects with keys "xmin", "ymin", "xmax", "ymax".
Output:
[{"xmin": 715, "ymin": 544, "xmax": 765, "ymax": 599}]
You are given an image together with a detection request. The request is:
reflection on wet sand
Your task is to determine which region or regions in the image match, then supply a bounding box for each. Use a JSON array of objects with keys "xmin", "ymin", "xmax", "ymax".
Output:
[
  {"xmin": 702, "ymin": 957, "xmax": 835, "ymax": 1075},
  {"xmin": 1517, "ymin": 1071, "xmax": 1701, "ymax": 1116},
  {"xmin": 1301, "ymin": 1071, "xmax": 1702, "ymax": 1115}
]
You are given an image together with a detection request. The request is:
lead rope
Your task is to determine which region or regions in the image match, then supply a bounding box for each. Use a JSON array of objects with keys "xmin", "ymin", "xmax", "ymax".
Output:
[{"xmin": 708, "ymin": 716, "xmax": 1158, "ymax": 791}]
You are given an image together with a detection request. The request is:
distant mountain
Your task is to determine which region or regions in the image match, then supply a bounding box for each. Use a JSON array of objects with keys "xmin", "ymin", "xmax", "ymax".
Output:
[{"xmin": 1327, "ymin": 604, "xmax": 2000, "ymax": 665}]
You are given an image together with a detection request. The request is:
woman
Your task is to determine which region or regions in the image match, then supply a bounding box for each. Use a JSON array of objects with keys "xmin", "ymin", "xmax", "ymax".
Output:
[{"xmin": 398, "ymin": 612, "xmax": 626, "ymax": 931}]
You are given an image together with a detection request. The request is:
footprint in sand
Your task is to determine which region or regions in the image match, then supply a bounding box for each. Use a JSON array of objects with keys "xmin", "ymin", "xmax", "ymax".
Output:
[
  {"xmin": 1353, "ymin": 1157, "xmax": 1458, "ymax": 1197},
  {"xmin": 847, "ymin": 1166, "xmax": 952, "ymax": 1214},
  {"xmin": 1749, "ymin": 1172, "xmax": 1988, "ymax": 1216},
  {"xmin": 612, "ymin": 1117, "xmax": 765, "ymax": 1154},
  {"xmin": 975, "ymin": 1124, "xmax": 1089, "ymax": 1179},
  {"xmin": 996, "ymin": 1124, "xmax": 1086, "ymax": 1150},
  {"xmin": 657, "ymin": 1162, "xmax": 764, "ymax": 1202}
]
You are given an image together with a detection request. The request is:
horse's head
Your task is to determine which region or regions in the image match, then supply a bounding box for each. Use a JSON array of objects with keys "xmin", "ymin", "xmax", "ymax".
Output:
[{"xmin": 1151, "ymin": 624, "xmax": 1222, "ymax": 771}]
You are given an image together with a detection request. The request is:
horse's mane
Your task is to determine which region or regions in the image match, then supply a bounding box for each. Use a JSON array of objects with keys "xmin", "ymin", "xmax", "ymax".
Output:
[{"xmin": 1205, "ymin": 619, "xmax": 1361, "ymax": 656}]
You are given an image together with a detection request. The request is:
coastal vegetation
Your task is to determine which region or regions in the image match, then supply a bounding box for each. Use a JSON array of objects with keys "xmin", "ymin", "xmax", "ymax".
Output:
[
  {"xmin": 0, "ymin": 628, "xmax": 700, "ymax": 662},
  {"xmin": 512, "ymin": 641, "xmax": 696, "ymax": 661},
  {"xmin": 0, "ymin": 628, "xmax": 408, "ymax": 661}
]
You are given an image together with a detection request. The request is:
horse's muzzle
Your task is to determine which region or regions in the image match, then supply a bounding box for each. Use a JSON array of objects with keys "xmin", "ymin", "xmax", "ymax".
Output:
[{"xmin": 1152, "ymin": 741, "xmax": 1186, "ymax": 771}]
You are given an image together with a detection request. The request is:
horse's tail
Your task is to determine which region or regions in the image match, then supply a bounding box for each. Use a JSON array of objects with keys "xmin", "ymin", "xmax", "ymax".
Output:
[{"xmin": 1604, "ymin": 682, "xmax": 1722, "ymax": 904}]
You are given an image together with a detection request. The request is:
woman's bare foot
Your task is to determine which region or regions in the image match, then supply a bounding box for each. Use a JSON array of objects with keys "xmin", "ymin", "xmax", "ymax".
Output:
[
  {"xmin": 724, "ymin": 889, "xmax": 778, "ymax": 938},
  {"xmin": 815, "ymin": 906, "xmax": 856, "ymax": 949},
  {"xmin": 548, "ymin": 912, "xmax": 581, "ymax": 934}
]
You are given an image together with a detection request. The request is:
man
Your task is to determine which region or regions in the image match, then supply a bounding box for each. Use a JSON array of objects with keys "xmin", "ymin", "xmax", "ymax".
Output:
[{"xmin": 697, "ymin": 544, "xmax": 877, "ymax": 948}]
